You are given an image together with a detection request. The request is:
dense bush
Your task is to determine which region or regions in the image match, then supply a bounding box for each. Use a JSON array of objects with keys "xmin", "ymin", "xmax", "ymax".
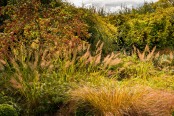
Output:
[
  {"xmin": 0, "ymin": 0, "xmax": 90, "ymax": 56},
  {"xmin": 108, "ymin": 0, "xmax": 174, "ymax": 51},
  {"xmin": 124, "ymin": 7, "xmax": 174, "ymax": 49},
  {"xmin": 0, "ymin": 0, "xmax": 117, "ymax": 56},
  {"xmin": 81, "ymin": 10, "xmax": 117, "ymax": 54}
]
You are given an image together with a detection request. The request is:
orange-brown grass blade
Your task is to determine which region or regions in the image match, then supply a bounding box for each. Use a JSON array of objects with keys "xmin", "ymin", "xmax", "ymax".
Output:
[
  {"xmin": 70, "ymin": 85, "xmax": 147, "ymax": 116},
  {"xmin": 70, "ymin": 85, "xmax": 174, "ymax": 116}
]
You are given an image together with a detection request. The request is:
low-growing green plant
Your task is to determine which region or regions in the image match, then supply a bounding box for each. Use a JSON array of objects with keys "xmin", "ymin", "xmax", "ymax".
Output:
[
  {"xmin": 110, "ymin": 45, "xmax": 158, "ymax": 80},
  {"xmin": 0, "ymin": 104, "xmax": 18, "ymax": 116},
  {"xmin": 153, "ymin": 52, "xmax": 174, "ymax": 73},
  {"xmin": 0, "ymin": 93, "xmax": 20, "ymax": 113}
]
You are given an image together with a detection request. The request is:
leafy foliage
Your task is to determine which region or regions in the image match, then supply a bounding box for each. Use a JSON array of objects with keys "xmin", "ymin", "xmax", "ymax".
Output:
[
  {"xmin": 108, "ymin": 0, "xmax": 174, "ymax": 50},
  {"xmin": 0, "ymin": 104, "xmax": 18, "ymax": 116}
]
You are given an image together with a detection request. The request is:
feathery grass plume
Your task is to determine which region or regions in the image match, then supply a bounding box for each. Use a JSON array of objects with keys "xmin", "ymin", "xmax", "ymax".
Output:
[
  {"xmin": 170, "ymin": 52, "xmax": 174, "ymax": 60},
  {"xmin": 95, "ymin": 42, "xmax": 104, "ymax": 55},
  {"xmin": 94, "ymin": 54, "xmax": 101, "ymax": 66},
  {"xmin": 155, "ymin": 51, "xmax": 160, "ymax": 59},
  {"xmin": 109, "ymin": 58, "xmax": 122, "ymax": 67},
  {"xmin": 10, "ymin": 78, "xmax": 22, "ymax": 89},
  {"xmin": 7, "ymin": 56, "xmax": 42, "ymax": 110},
  {"xmin": 103, "ymin": 53, "xmax": 114, "ymax": 68},
  {"xmin": 145, "ymin": 44, "xmax": 150, "ymax": 53},
  {"xmin": 0, "ymin": 59, "xmax": 6, "ymax": 65},
  {"xmin": 132, "ymin": 45, "xmax": 137, "ymax": 55},
  {"xmin": 40, "ymin": 50, "xmax": 52, "ymax": 69},
  {"xmin": 0, "ymin": 43, "xmax": 59, "ymax": 111},
  {"xmin": 119, "ymin": 56, "xmax": 155, "ymax": 80},
  {"xmin": 93, "ymin": 42, "xmax": 103, "ymax": 66},
  {"xmin": 146, "ymin": 46, "xmax": 156, "ymax": 61},
  {"xmin": 79, "ymin": 44, "xmax": 93, "ymax": 66},
  {"xmin": 96, "ymin": 40, "xmax": 100, "ymax": 47},
  {"xmin": 137, "ymin": 49, "xmax": 145, "ymax": 61},
  {"xmin": 136, "ymin": 45, "xmax": 157, "ymax": 61},
  {"xmin": 77, "ymin": 41, "xmax": 109, "ymax": 67},
  {"xmin": 103, "ymin": 52, "xmax": 121, "ymax": 69},
  {"xmin": 0, "ymin": 59, "xmax": 6, "ymax": 71}
]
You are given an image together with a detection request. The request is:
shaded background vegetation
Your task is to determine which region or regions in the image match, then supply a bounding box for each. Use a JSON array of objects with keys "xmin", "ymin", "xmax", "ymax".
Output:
[{"xmin": 108, "ymin": 0, "xmax": 174, "ymax": 51}]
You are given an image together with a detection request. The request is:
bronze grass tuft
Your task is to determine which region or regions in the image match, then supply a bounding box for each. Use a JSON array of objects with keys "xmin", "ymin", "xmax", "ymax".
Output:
[{"xmin": 70, "ymin": 85, "xmax": 174, "ymax": 116}]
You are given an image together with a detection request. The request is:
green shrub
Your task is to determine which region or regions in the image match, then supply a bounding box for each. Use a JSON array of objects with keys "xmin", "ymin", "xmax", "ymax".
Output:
[
  {"xmin": 0, "ymin": 0, "xmax": 117, "ymax": 56},
  {"xmin": 0, "ymin": 104, "xmax": 18, "ymax": 116},
  {"xmin": 119, "ymin": 7, "xmax": 174, "ymax": 50},
  {"xmin": 82, "ymin": 12, "xmax": 118, "ymax": 54},
  {"xmin": 108, "ymin": 1, "xmax": 174, "ymax": 51},
  {"xmin": 0, "ymin": 93, "xmax": 20, "ymax": 114},
  {"xmin": 54, "ymin": 6, "xmax": 118, "ymax": 54}
]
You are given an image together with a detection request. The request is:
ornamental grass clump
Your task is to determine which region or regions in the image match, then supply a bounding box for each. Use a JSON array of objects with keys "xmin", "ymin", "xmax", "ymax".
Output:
[
  {"xmin": 70, "ymin": 85, "xmax": 174, "ymax": 116},
  {"xmin": 70, "ymin": 85, "xmax": 146, "ymax": 116}
]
